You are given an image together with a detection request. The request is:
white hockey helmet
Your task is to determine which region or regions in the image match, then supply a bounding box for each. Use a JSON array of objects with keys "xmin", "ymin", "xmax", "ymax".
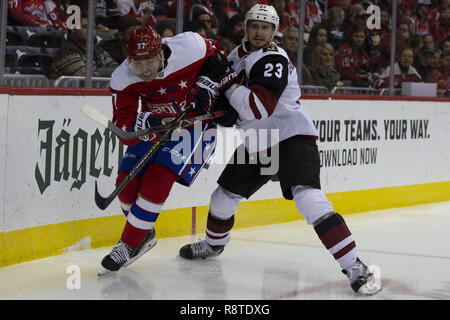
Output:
[
  {"xmin": 243, "ymin": 4, "xmax": 280, "ymax": 51},
  {"xmin": 245, "ymin": 4, "xmax": 279, "ymax": 33}
]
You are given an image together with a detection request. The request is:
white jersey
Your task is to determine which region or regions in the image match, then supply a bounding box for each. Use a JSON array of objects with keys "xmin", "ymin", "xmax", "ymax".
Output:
[{"xmin": 226, "ymin": 42, "xmax": 318, "ymax": 152}]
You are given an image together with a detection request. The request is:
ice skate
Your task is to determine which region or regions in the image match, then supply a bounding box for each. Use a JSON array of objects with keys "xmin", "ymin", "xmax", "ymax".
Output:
[
  {"xmin": 99, "ymin": 228, "xmax": 157, "ymax": 275},
  {"xmin": 123, "ymin": 227, "xmax": 157, "ymax": 268},
  {"xmin": 342, "ymin": 258, "xmax": 381, "ymax": 295},
  {"xmin": 179, "ymin": 239, "xmax": 224, "ymax": 260}
]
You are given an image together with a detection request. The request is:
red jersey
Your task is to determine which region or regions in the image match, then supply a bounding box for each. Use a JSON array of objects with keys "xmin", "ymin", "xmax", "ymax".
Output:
[
  {"xmin": 109, "ymin": 32, "xmax": 221, "ymax": 146},
  {"xmin": 335, "ymin": 43, "xmax": 371, "ymax": 83},
  {"xmin": 432, "ymin": 68, "xmax": 449, "ymax": 91},
  {"xmin": 8, "ymin": 0, "xmax": 52, "ymax": 27},
  {"xmin": 44, "ymin": 0, "xmax": 67, "ymax": 30}
]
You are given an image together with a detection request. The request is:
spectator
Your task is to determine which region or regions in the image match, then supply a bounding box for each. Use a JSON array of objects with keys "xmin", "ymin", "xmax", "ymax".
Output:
[
  {"xmin": 304, "ymin": 0, "xmax": 323, "ymax": 32},
  {"xmin": 366, "ymin": 28, "xmax": 385, "ymax": 74},
  {"xmin": 212, "ymin": 0, "xmax": 239, "ymax": 37},
  {"xmin": 376, "ymin": 47, "xmax": 423, "ymax": 88},
  {"xmin": 409, "ymin": 34, "xmax": 424, "ymax": 64},
  {"xmin": 321, "ymin": 6, "xmax": 346, "ymax": 51},
  {"xmin": 44, "ymin": 0, "xmax": 69, "ymax": 30},
  {"xmin": 281, "ymin": 26, "xmax": 300, "ymax": 64},
  {"xmin": 235, "ymin": 0, "xmax": 260, "ymax": 17},
  {"xmin": 309, "ymin": 43, "xmax": 344, "ymax": 90},
  {"xmin": 429, "ymin": 0, "xmax": 450, "ymax": 23},
  {"xmin": 432, "ymin": 51, "xmax": 450, "ymax": 93},
  {"xmin": 186, "ymin": 1, "xmax": 220, "ymax": 36},
  {"xmin": 278, "ymin": 26, "xmax": 312, "ymax": 85},
  {"xmin": 49, "ymin": 12, "xmax": 118, "ymax": 79},
  {"xmin": 336, "ymin": 28, "xmax": 376, "ymax": 87},
  {"xmin": 410, "ymin": 0, "xmax": 433, "ymax": 36},
  {"xmin": 270, "ymin": 0, "xmax": 292, "ymax": 35},
  {"xmin": 303, "ymin": 25, "xmax": 327, "ymax": 67},
  {"xmin": 414, "ymin": 46, "xmax": 436, "ymax": 82},
  {"xmin": 422, "ymin": 33, "xmax": 435, "ymax": 51},
  {"xmin": 285, "ymin": 0, "xmax": 300, "ymax": 27},
  {"xmin": 188, "ymin": 5, "xmax": 219, "ymax": 39},
  {"xmin": 431, "ymin": 49, "xmax": 441, "ymax": 69},
  {"xmin": 220, "ymin": 14, "xmax": 244, "ymax": 54},
  {"xmin": 155, "ymin": 19, "xmax": 176, "ymax": 38},
  {"xmin": 117, "ymin": 0, "xmax": 156, "ymax": 27},
  {"xmin": 8, "ymin": 0, "xmax": 52, "ymax": 27},
  {"xmin": 442, "ymin": 38, "xmax": 450, "ymax": 55},
  {"xmin": 184, "ymin": 20, "xmax": 207, "ymax": 38},
  {"xmin": 430, "ymin": 4, "xmax": 450, "ymax": 43},
  {"xmin": 94, "ymin": 0, "xmax": 123, "ymax": 31},
  {"xmin": 377, "ymin": 20, "xmax": 411, "ymax": 68},
  {"xmin": 343, "ymin": 4, "xmax": 369, "ymax": 40},
  {"xmin": 100, "ymin": 15, "xmax": 142, "ymax": 64}
]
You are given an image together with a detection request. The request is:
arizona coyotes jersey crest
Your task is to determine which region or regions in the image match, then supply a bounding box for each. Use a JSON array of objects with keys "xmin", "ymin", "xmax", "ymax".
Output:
[
  {"xmin": 109, "ymin": 32, "xmax": 220, "ymax": 145},
  {"xmin": 226, "ymin": 42, "xmax": 318, "ymax": 152}
]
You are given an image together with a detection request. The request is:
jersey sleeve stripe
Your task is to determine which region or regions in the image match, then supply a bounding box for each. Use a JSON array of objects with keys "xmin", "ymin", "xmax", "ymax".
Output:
[
  {"xmin": 250, "ymin": 83, "xmax": 278, "ymax": 117},
  {"xmin": 249, "ymin": 92, "xmax": 262, "ymax": 120}
]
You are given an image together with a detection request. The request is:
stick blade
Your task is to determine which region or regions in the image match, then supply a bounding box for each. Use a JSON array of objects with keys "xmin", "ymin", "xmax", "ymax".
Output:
[
  {"xmin": 94, "ymin": 180, "xmax": 114, "ymax": 210},
  {"xmin": 81, "ymin": 105, "xmax": 110, "ymax": 128}
]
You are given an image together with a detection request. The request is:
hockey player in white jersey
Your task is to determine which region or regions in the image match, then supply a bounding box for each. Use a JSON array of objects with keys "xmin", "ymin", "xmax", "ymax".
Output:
[{"xmin": 179, "ymin": 4, "xmax": 381, "ymax": 295}]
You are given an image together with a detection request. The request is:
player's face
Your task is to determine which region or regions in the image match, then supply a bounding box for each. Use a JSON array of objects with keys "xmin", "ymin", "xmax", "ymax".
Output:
[
  {"xmin": 246, "ymin": 21, "xmax": 275, "ymax": 51},
  {"xmin": 131, "ymin": 54, "xmax": 163, "ymax": 82}
]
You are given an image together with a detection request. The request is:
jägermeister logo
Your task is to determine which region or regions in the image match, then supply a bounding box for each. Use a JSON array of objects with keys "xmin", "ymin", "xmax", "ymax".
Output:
[{"xmin": 35, "ymin": 119, "xmax": 124, "ymax": 194}]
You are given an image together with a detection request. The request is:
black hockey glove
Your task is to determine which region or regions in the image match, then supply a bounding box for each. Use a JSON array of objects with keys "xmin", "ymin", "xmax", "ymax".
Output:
[{"xmin": 211, "ymin": 93, "xmax": 239, "ymax": 127}]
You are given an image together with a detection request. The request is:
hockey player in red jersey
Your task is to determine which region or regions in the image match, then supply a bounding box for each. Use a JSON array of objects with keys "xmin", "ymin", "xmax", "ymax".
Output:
[
  {"xmin": 99, "ymin": 25, "xmax": 235, "ymax": 274},
  {"xmin": 179, "ymin": 4, "xmax": 381, "ymax": 296}
]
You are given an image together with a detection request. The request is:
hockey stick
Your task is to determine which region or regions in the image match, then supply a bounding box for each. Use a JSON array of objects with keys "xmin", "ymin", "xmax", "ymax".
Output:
[
  {"xmin": 81, "ymin": 104, "xmax": 223, "ymax": 140},
  {"xmin": 93, "ymin": 103, "xmax": 196, "ymax": 210}
]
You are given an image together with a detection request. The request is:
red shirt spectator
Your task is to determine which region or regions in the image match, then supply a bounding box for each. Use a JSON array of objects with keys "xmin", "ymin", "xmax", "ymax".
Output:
[
  {"xmin": 44, "ymin": 0, "xmax": 68, "ymax": 30},
  {"xmin": 271, "ymin": 0, "xmax": 293, "ymax": 34},
  {"xmin": 433, "ymin": 52, "xmax": 450, "ymax": 92},
  {"xmin": 8, "ymin": 0, "xmax": 52, "ymax": 27},
  {"xmin": 410, "ymin": 0, "xmax": 432, "ymax": 35},
  {"xmin": 430, "ymin": 5, "xmax": 450, "ymax": 43},
  {"xmin": 335, "ymin": 29, "xmax": 372, "ymax": 85},
  {"xmin": 305, "ymin": 0, "xmax": 322, "ymax": 31}
]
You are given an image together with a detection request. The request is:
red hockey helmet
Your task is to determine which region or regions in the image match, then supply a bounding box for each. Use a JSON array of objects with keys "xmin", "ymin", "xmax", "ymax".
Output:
[{"xmin": 127, "ymin": 26, "xmax": 162, "ymax": 60}]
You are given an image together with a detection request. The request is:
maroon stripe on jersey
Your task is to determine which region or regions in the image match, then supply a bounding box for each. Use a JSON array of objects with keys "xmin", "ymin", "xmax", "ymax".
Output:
[
  {"xmin": 333, "ymin": 241, "xmax": 356, "ymax": 260},
  {"xmin": 250, "ymin": 83, "xmax": 278, "ymax": 117},
  {"xmin": 206, "ymin": 231, "xmax": 228, "ymax": 240},
  {"xmin": 249, "ymin": 92, "xmax": 262, "ymax": 119},
  {"xmin": 318, "ymin": 223, "xmax": 352, "ymax": 249}
]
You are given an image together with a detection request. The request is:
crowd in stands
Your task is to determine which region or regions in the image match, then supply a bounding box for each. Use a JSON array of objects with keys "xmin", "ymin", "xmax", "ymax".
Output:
[{"xmin": 3, "ymin": 0, "xmax": 450, "ymax": 94}]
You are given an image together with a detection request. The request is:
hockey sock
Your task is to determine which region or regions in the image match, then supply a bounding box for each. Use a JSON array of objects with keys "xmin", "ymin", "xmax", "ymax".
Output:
[
  {"xmin": 313, "ymin": 212, "xmax": 358, "ymax": 270},
  {"xmin": 120, "ymin": 203, "xmax": 132, "ymax": 217},
  {"xmin": 116, "ymin": 171, "xmax": 140, "ymax": 216},
  {"xmin": 120, "ymin": 196, "xmax": 162, "ymax": 248},
  {"xmin": 205, "ymin": 212, "xmax": 235, "ymax": 247},
  {"xmin": 121, "ymin": 164, "xmax": 178, "ymax": 248}
]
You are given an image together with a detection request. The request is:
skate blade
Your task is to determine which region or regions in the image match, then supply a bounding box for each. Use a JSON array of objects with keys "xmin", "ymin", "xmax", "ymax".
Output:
[
  {"xmin": 122, "ymin": 239, "xmax": 157, "ymax": 268},
  {"xmin": 358, "ymin": 265, "xmax": 382, "ymax": 296},
  {"xmin": 98, "ymin": 267, "xmax": 115, "ymax": 276}
]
